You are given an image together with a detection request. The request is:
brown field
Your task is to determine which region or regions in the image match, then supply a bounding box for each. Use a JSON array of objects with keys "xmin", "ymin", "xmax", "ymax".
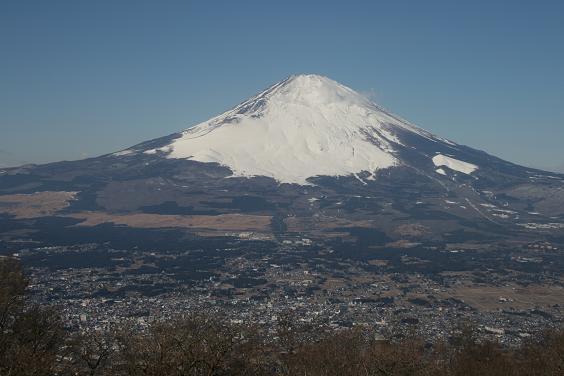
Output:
[
  {"xmin": 367, "ymin": 259, "xmax": 389, "ymax": 266},
  {"xmin": 285, "ymin": 216, "xmax": 376, "ymax": 231},
  {"xmin": 0, "ymin": 191, "xmax": 76, "ymax": 218},
  {"xmin": 392, "ymin": 224, "xmax": 430, "ymax": 237},
  {"xmin": 66, "ymin": 211, "xmax": 273, "ymax": 233},
  {"xmin": 445, "ymin": 284, "xmax": 564, "ymax": 311}
]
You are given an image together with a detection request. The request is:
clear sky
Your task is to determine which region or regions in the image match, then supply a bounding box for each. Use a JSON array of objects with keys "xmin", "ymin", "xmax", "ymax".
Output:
[{"xmin": 1, "ymin": 1, "xmax": 563, "ymax": 171}]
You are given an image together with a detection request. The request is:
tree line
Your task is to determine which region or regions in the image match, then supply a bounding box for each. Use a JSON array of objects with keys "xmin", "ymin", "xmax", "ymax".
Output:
[{"xmin": 1, "ymin": 256, "xmax": 563, "ymax": 375}]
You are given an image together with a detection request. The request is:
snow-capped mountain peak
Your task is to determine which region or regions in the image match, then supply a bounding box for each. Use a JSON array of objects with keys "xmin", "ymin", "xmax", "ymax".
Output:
[
  {"xmin": 261, "ymin": 74, "xmax": 373, "ymax": 108},
  {"xmin": 143, "ymin": 74, "xmax": 473, "ymax": 184}
]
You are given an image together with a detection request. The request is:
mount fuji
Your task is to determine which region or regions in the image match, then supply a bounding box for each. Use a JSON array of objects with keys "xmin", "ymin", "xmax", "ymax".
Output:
[
  {"xmin": 123, "ymin": 74, "xmax": 481, "ymax": 184},
  {"xmin": 1, "ymin": 74, "xmax": 563, "ymax": 249}
]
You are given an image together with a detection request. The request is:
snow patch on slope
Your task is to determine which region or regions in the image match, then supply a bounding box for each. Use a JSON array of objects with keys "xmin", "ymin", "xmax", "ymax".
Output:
[
  {"xmin": 432, "ymin": 154, "xmax": 477, "ymax": 175},
  {"xmin": 113, "ymin": 149, "xmax": 135, "ymax": 156},
  {"xmin": 435, "ymin": 168, "xmax": 447, "ymax": 176}
]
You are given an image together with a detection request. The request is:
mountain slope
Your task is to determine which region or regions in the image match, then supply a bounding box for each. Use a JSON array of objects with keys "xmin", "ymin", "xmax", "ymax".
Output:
[{"xmin": 0, "ymin": 74, "xmax": 563, "ymax": 251}]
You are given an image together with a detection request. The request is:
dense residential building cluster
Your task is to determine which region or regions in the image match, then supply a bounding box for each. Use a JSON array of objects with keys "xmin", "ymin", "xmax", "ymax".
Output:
[{"xmin": 22, "ymin": 236, "xmax": 563, "ymax": 346}]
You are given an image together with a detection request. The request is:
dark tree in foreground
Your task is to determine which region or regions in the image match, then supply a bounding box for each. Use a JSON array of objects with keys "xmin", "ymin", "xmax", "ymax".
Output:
[
  {"xmin": 0, "ymin": 257, "xmax": 66, "ymax": 376},
  {"xmin": 113, "ymin": 315, "xmax": 267, "ymax": 375}
]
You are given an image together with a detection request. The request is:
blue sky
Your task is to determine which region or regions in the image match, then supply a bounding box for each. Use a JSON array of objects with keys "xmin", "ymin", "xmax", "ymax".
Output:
[{"xmin": 1, "ymin": 1, "xmax": 563, "ymax": 171}]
